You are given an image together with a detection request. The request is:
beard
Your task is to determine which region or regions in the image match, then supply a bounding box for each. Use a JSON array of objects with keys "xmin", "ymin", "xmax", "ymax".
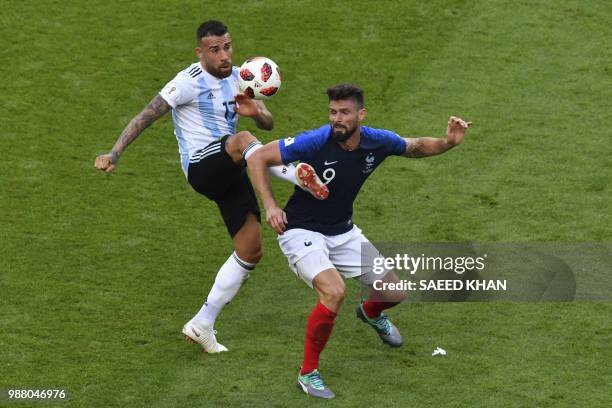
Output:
[
  {"xmin": 213, "ymin": 66, "xmax": 232, "ymax": 78},
  {"xmin": 206, "ymin": 62, "xmax": 232, "ymax": 79},
  {"xmin": 331, "ymin": 124, "xmax": 356, "ymax": 142}
]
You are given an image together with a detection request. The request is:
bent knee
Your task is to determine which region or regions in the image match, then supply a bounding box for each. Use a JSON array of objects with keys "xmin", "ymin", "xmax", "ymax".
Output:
[
  {"xmin": 234, "ymin": 131, "xmax": 258, "ymax": 150},
  {"xmin": 236, "ymin": 246, "xmax": 262, "ymax": 265},
  {"xmin": 322, "ymin": 282, "xmax": 346, "ymax": 304},
  {"xmin": 226, "ymin": 131, "xmax": 260, "ymax": 163}
]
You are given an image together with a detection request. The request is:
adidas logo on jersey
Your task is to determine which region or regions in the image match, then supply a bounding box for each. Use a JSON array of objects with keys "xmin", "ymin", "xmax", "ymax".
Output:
[{"xmin": 207, "ymin": 92, "xmax": 216, "ymax": 99}]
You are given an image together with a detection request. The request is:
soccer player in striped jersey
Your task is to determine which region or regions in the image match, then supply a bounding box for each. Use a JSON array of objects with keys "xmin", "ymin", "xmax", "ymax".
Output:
[
  {"xmin": 94, "ymin": 20, "xmax": 327, "ymax": 353},
  {"xmin": 247, "ymin": 83, "xmax": 471, "ymax": 398}
]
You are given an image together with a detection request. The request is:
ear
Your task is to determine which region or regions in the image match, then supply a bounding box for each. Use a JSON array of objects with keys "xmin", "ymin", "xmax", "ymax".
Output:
[
  {"xmin": 359, "ymin": 107, "xmax": 367, "ymax": 121},
  {"xmin": 195, "ymin": 46, "xmax": 202, "ymax": 58}
]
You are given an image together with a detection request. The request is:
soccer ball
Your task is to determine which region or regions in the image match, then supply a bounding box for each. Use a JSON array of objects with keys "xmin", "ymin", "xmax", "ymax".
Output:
[{"xmin": 238, "ymin": 57, "xmax": 282, "ymax": 100}]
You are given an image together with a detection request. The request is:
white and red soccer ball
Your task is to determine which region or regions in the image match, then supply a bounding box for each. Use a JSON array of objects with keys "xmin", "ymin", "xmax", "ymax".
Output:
[{"xmin": 238, "ymin": 57, "xmax": 282, "ymax": 100}]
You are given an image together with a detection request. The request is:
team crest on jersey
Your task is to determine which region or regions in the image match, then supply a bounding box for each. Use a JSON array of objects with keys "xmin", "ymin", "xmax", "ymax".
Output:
[
  {"xmin": 363, "ymin": 153, "xmax": 376, "ymax": 174},
  {"xmin": 285, "ymin": 137, "xmax": 295, "ymax": 146}
]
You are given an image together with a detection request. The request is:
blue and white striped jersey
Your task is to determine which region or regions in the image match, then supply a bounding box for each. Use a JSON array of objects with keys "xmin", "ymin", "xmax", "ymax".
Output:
[{"xmin": 159, "ymin": 62, "xmax": 240, "ymax": 175}]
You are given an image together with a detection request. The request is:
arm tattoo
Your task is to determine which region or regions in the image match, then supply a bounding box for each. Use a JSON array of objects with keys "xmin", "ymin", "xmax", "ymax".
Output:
[
  {"xmin": 403, "ymin": 137, "xmax": 451, "ymax": 158},
  {"xmin": 404, "ymin": 138, "xmax": 428, "ymax": 158},
  {"xmin": 254, "ymin": 100, "xmax": 274, "ymax": 131},
  {"xmin": 112, "ymin": 95, "xmax": 171, "ymax": 155}
]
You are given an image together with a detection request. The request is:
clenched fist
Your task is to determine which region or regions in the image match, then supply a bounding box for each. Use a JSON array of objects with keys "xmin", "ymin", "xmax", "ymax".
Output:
[{"xmin": 94, "ymin": 152, "xmax": 118, "ymax": 173}]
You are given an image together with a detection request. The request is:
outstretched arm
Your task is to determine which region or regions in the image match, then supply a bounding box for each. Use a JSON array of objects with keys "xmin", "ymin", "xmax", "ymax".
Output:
[
  {"xmin": 246, "ymin": 141, "xmax": 287, "ymax": 234},
  {"xmin": 234, "ymin": 93, "xmax": 274, "ymax": 130},
  {"xmin": 94, "ymin": 95, "xmax": 172, "ymax": 172},
  {"xmin": 403, "ymin": 116, "xmax": 471, "ymax": 158}
]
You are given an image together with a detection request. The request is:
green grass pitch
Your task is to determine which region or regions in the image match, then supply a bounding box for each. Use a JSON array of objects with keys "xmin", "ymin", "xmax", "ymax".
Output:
[{"xmin": 1, "ymin": 0, "xmax": 611, "ymax": 406}]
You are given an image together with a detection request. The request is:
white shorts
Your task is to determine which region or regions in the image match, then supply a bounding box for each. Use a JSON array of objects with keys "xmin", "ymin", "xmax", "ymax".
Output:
[{"xmin": 277, "ymin": 225, "xmax": 390, "ymax": 288}]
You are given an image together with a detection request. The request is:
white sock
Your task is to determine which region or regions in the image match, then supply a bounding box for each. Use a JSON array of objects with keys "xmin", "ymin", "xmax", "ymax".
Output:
[
  {"xmin": 243, "ymin": 141, "xmax": 298, "ymax": 186},
  {"xmin": 269, "ymin": 163, "xmax": 297, "ymax": 185},
  {"xmin": 192, "ymin": 252, "xmax": 256, "ymax": 327}
]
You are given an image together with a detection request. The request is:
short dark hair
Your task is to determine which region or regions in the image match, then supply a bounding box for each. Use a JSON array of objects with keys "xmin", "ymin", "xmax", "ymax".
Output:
[
  {"xmin": 326, "ymin": 83, "xmax": 364, "ymax": 107},
  {"xmin": 197, "ymin": 20, "xmax": 228, "ymax": 41}
]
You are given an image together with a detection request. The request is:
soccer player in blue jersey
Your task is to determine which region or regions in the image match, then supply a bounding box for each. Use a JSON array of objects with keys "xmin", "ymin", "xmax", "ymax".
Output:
[
  {"xmin": 247, "ymin": 83, "xmax": 471, "ymax": 399},
  {"xmin": 94, "ymin": 20, "xmax": 327, "ymax": 353}
]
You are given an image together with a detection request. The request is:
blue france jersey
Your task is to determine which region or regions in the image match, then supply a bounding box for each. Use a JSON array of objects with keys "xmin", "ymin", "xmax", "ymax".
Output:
[{"xmin": 279, "ymin": 125, "xmax": 407, "ymax": 235}]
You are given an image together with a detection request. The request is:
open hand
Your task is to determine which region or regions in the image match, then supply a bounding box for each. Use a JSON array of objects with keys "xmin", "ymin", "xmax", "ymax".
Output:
[
  {"xmin": 445, "ymin": 116, "xmax": 472, "ymax": 146},
  {"xmin": 234, "ymin": 93, "xmax": 259, "ymax": 117}
]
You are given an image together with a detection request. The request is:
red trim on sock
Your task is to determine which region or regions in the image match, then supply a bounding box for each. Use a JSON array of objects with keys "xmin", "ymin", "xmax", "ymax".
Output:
[
  {"xmin": 362, "ymin": 300, "xmax": 400, "ymax": 319},
  {"xmin": 300, "ymin": 302, "xmax": 337, "ymax": 375}
]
